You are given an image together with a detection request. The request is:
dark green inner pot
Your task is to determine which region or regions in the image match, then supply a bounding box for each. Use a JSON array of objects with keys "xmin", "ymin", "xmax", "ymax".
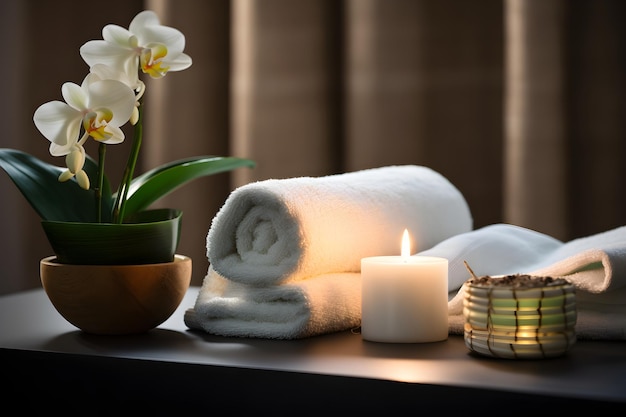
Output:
[{"xmin": 41, "ymin": 208, "xmax": 182, "ymax": 265}]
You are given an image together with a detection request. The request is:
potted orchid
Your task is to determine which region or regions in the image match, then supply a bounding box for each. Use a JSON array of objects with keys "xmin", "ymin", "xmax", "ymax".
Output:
[
  {"xmin": 0, "ymin": 11, "xmax": 254, "ymax": 334},
  {"xmin": 0, "ymin": 10, "xmax": 254, "ymax": 265}
]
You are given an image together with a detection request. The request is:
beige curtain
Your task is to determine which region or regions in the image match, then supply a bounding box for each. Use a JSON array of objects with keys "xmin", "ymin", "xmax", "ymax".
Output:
[{"xmin": 2, "ymin": 0, "xmax": 625, "ymax": 295}]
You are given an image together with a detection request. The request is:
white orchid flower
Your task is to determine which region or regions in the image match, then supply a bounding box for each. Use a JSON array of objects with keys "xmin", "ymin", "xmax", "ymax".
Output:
[
  {"xmin": 34, "ymin": 76, "xmax": 136, "ymax": 157},
  {"xmin": 79, "ymin": 10, "xmax": 192, "ymax": 84},
  {"xmin": 87, "ymin": 63, "xmax": 145, "ymax": 125},
  {"xmin": 33, "ymin": 73, "xmax": 136, "ymax": 187},
  {"xmin": 88, "ymin": 63, "xmax": 142, "ymax": 92}
]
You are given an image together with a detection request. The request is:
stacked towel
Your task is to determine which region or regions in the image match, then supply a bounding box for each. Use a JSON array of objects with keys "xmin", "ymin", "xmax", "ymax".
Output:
[
  {"xmin": 184, "ymin": 267, "xmax": 362, "ymax": 338},
  {"xmin": 418, "ymin": 223, "xmax": 626, "ymax": 340},
  {"xmin": 185, "ymin": 165, "xmax": 473, "ymax": 338}
]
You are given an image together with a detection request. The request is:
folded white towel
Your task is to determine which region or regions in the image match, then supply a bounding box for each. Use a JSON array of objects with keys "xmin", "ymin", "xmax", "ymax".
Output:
[
  {"xmin": 207, "ymin": 165, "xmax": 473, "ymax": 286},
  {"xmin": 186, "ymin": 165, "xmax": 472, "ymax": 338},
  {"xmin": 184, "ymin": 266, "xmax": 361, "ymax": 339},
  {"xmin": 417, "ymin": 223, "xmax": 626, "ymax": 340}
]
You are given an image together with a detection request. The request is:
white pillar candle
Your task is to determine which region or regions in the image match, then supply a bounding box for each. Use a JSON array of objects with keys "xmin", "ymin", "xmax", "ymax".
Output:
[{"xmin": 361, "ymin": 230, "xmax": 449, "ymax": 343}]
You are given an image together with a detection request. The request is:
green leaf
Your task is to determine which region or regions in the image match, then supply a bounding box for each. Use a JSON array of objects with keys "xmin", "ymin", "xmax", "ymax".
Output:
[
  {"xmin": 120, "ymin": 156, "xmax": 255, "ymax": 219},
  {"xmin": 0, "ymin": 148, "xmax": 113, "ymax": 222},
  {"xmin": 1, "ymin": 149, "xmax": 254, "ymax": 223}
]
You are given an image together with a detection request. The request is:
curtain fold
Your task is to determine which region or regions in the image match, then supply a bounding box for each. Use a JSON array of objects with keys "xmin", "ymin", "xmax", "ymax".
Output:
[
  {"xmin": 566, "ymin": 0, "xmax": 626, "ymax": 238},
  {"xmin": 504, "ymin": 0, "xmax": 568, "ymax": 238},
  {"xmin": 344, "ymin": 0, "xmax": 504, "ymax": 230},
  {"xmin": 230, "ymin": 0, "xmax": 343, "ymax": 184},
  {"xmin": 1, "ymin": 0, "xmax": 625, "ymax": 295}
]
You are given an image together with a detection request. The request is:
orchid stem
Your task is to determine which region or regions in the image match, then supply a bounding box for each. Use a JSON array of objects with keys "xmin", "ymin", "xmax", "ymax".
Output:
[
  {"xmin": 112, "ymin": 102, "xmax": 143, "ymax": 224},
  {"xmin": 96, "ymin": 142, "xmax": 106, "ymax": 223}
]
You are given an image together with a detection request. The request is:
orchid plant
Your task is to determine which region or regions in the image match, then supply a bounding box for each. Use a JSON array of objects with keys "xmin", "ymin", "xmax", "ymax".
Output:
[{"xmin": 0, "ymin": 10, "xmax": 254, "ymax": 225}]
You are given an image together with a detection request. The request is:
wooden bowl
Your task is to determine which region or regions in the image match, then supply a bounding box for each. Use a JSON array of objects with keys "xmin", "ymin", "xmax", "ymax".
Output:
[{"xmin": 40, "ymin": 254, "xmax": 192, "ymax": 335}]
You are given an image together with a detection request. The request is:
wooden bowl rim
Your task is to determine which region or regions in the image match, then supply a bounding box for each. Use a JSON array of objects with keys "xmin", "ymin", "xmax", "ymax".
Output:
[{"xmin": 40, "ymin": 254, "xmax": 191, "ymax": 269}]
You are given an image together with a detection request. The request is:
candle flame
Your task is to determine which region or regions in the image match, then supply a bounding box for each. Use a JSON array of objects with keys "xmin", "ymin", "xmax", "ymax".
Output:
[{"xmin": 401, "ymin": 229, "xmax": 411, "ymax": 258}]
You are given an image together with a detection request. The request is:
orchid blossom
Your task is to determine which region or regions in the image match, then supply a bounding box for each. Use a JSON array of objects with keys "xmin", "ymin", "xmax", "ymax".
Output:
[
  {"xmin": 79, "ymin": 10, "xmax": 192, "ymax": 85},
  {"xmin": 88, "ymin": 63, "xmax": 145, "ymax": 125},
  {"xmin": 33, "ymin": 75, "xmax": 136, "ymax": 190}
]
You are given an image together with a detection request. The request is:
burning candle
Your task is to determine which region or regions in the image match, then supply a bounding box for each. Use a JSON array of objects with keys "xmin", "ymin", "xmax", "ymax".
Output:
[{"xmin": 361, "ymin": 229, "xmax": 449, "ymax": 343}]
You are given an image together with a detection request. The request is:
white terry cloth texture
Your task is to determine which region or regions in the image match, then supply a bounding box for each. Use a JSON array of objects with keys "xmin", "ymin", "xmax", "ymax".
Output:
[
  {"xmin": 206, "ymin": 165, "xmax": 473, "ymax": 286},
  {"xmin": 186, "ymin": 165, "xmax": 473, "ymax": 339},
  {"xmin": 417, "ymin": 223, "xmax": 626, "ymax": 340},
  {"xmin": 184, "ymin": 267, "xmax": 362, "ymax": 339}
]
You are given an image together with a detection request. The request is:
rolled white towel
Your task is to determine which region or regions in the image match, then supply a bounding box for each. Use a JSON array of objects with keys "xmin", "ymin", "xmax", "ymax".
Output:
[{"xmin": 207, "ymin": 165, "xmax": 472, "ymax": 286}]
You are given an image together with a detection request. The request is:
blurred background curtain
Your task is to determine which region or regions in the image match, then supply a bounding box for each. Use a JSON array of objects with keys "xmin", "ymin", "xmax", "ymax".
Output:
[{"xmin": 1, "ymin": 0, "xmax": 625, "ymax": 295}]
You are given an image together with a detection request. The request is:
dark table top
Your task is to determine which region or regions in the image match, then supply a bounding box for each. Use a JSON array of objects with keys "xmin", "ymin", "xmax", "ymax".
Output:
[{"xmin": 1, "ymin": 287, "xmax": 625, "ymax": 411}]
